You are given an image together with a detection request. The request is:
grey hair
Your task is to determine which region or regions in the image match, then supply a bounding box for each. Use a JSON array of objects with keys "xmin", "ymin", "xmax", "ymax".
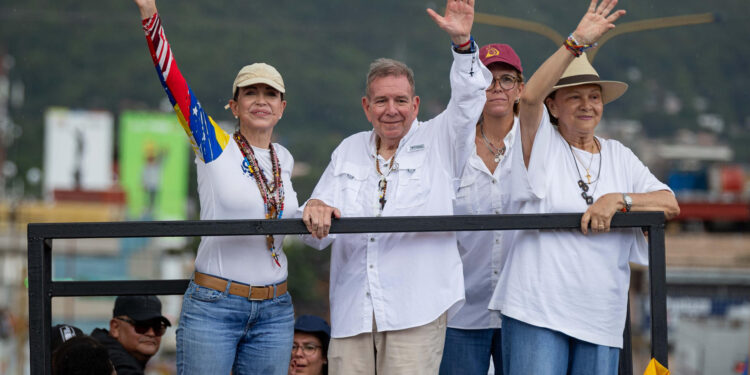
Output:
[{"xmin": 365, "ymin": 58, "xmax": 416, "ymax": 98}]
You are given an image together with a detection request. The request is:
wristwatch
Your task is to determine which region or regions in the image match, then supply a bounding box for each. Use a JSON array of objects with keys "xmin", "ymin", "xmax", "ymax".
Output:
[{"xmin": 622, "ymin": 193, "xmax": 633, "ymax": 212}]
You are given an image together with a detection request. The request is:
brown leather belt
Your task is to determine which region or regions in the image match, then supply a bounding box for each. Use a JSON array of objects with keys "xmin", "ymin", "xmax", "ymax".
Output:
[{"xmin": 194, "ymin": 271, "xmax": 287, "ymax": 301}]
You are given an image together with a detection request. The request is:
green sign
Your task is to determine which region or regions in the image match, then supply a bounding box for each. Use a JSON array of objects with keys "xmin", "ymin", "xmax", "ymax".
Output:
[{"xmin": 119, "ymin": 111, "xmax": 189, "ymax": 220}]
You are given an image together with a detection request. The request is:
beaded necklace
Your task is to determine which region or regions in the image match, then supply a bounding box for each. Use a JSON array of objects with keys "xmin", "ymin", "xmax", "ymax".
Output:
[
  {"xmin": 233, "ymin": 131, "xmax": 285, "ymax": 267},
  {"xmin": 566, "ymin": 138, "xmax": 601, "ymax": 206},
  {"xmin": 375, "ymin": 137, "xmax": 396, "ymax": 215}
]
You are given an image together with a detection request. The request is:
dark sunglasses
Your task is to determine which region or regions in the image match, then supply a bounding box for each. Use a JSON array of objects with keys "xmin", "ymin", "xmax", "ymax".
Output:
[{"xmin": 115, "ymin": 317, "xmax": 167, "ymax": 336}]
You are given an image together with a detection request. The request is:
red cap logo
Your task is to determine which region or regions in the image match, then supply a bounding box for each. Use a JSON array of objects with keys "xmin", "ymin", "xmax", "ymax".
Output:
[{"xmin": 485, "ymin": 47, "xmax": 500, "ymax": 59}]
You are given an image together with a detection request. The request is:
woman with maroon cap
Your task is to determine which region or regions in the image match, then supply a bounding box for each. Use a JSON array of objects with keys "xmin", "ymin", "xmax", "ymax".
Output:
[{"xmin": 439, "ymin": 43, "xmax": 524, "ymax": 375}]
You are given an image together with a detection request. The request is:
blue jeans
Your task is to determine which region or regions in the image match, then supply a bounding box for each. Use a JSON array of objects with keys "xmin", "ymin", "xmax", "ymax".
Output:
[
  {"xmin": 439, "ymin": 327, "xmax": 502, "ymax": 375},
  {"xmin": 176, "ymin": 279, "xmax": 294, "ymax": 375},
  {"xmin": 501, "ymin": 315, "xmax": 619, "ymax": 375}
]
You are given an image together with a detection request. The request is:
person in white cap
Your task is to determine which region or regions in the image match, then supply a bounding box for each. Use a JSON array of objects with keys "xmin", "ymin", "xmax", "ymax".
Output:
[
  {"xmin": 489, "ymin": 0, "xmax": 680, "ymax": 374},
  {"xmin": 300, "ymin": 0, "xmax": 492, "ymax": 373},
  {"xmin": 132, "ymin": 1, "xmax": 299, "ymax": 374}
]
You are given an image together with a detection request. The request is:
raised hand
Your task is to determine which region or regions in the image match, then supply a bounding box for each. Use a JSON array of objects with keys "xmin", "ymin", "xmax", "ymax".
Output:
[
  {"xmin": 426, "ymin": 0, "xmax": 475, "ymax": 45},
  {"xmin": 133, "ymin": 0, "xmax": 157, "ymax": 19},
  {"xmin": 573, "ymin": 0, "xmax": 626, "ymax": 45}
]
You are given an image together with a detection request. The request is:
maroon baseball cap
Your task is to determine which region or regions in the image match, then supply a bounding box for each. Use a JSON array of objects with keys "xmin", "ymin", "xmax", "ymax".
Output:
[{"xmin": 479, "ymin": 44, "xmax": 523, "ymax": 74}]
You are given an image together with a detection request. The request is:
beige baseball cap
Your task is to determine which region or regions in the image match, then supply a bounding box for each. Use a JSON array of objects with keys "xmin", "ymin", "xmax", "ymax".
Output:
[{"xmin": 225, "ymin": 63, "xmax": 285, "ymax": 109}]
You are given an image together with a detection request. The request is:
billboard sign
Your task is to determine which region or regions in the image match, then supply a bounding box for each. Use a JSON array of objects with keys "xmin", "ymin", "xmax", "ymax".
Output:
[
  {"xmin": 43, "ymin": 108, "xmax": 114, "ymax": 197},
  {"xmin": 119, "ymin": 111, "xmax": 189, "ymax": 220}
]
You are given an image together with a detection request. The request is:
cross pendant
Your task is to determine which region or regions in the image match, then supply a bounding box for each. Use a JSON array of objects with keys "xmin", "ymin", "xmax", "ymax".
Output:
[{"xmin": 586, "ymin": 172, "xmax": 591, "ymax": 184}]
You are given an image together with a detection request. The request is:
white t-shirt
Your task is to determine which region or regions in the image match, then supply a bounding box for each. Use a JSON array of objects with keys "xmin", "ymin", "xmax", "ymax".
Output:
[
  {"xmin": 489, "ymin": 108, "xmax": 670, "ymax": 348},
  {"xmin": 139, "ymin": 13, "xmax": 299, "ymax": 287},
  {"xmin": 195, "ymin": 140, "xmax": 299, "ymax": 286}
]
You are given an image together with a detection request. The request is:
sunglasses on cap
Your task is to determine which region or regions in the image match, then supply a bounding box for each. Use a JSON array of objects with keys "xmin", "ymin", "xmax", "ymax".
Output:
[{"xmin": 115, "ymin": 317, "xmax": 168, "ymax": 336}]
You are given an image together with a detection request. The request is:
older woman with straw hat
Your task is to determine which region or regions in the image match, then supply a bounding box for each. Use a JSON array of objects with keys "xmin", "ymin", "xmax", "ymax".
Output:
[
  {"xmin": 488, "ymin": 0, "xmax": 679, "ymax": 374},
  {"xmin": 132, "ymin": 0, "xmax": 299, "ymax": 373}
]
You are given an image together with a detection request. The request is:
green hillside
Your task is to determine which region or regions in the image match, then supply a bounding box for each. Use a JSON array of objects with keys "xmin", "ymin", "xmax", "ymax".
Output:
[{"xmin": 1, "ymin": 0, "xmax": 749, "ymax": 200}]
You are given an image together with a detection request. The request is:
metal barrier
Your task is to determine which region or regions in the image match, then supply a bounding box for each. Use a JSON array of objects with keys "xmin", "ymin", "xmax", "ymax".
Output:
[{"xmin": 28, "ymin": 212, "xmax": 668, "ymax": 375}]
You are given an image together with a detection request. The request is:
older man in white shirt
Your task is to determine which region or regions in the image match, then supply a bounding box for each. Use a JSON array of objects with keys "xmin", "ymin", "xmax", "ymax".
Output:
[{"xmin": 301, "ymin": 1, "xmax": 491, "ymax": 374}]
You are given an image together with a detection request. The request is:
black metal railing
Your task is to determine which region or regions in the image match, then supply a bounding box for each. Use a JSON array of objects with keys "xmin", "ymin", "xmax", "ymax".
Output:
[{"xmin": 28, "ymin": 212, "xmax": 668, "ymax": 375}]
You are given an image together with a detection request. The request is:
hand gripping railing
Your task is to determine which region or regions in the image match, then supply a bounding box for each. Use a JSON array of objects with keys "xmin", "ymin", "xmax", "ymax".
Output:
[{"xmin": 28, "ymin": 212, "xmax": 668, "ymax": 375}]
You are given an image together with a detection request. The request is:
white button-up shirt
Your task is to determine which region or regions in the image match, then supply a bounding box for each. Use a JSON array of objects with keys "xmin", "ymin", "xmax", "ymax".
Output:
[
  {"xmin": 303, "ymin": 48, "xmax": 491, "ymax": 338},
  {"xmin": 449, "ymin": 118, "xmax": 518, "ymax": 329}
]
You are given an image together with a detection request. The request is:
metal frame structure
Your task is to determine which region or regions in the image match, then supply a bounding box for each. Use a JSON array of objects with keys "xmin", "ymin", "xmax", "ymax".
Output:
[{"xmin": 28, "ymin": 212, "xmax": 668, "ymax": 374}]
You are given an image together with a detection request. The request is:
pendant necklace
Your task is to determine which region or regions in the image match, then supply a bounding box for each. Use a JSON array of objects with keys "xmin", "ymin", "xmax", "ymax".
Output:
[
  {"xmin": 567, "ymin": 138, "xmax": 601, "ymax": 205},
  {"xmin": 375, "ymin": 137, "xmax": 397, "ymax": 215},
  {"xmin": 480, "ymin": 122, "xmax": 506, "ymax": 162},
  {"xmin": 571, "ymin": 143, "xmax": 596, "ymax": 184},
  {"xmin": 234, "ymin": 131, "xmax": 285, "ymax": 267}
]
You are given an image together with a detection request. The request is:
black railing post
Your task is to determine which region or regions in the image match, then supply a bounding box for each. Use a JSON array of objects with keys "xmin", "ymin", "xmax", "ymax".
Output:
[
  {"xmin": 648, "ymin": 218, "xmax": 669, "ymax": 367},
  {"xmin": 618, "ymin": 300, "xmax": 633, "ymax": 375},
  {"xmin": 27, "ymin": 229, "xmax": 53, "ymax": 375},
  {"xmin": 25, "ymin": 213, "xmax": 667, "ymax": 375}
]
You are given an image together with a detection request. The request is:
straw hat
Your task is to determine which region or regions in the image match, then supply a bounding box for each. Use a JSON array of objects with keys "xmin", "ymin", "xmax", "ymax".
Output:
[{"xmin": 549, "ymin": 53, "xmax": 628, "ymax": 104}]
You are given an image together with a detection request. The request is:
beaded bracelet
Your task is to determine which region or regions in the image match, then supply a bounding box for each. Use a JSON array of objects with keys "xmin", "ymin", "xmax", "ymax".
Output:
[
  {"xmin": 564, "ymin": 33, "xmax": 597, "ymax": 57},
  {"xmin": 451, "ymin": 35, "xmax": 476, "ymax": 53}
]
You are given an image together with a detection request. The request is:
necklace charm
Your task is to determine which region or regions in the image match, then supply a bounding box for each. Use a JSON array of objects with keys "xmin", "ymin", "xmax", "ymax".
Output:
[
  {"xmin": 375, "ymin": 138, "xmax": 396, "ymax": 214},
  {"xmin": 568, "ymin": 139, "xmax": 601, "ymax": 206},
  {"xmin": 378, "ymin": 177, "xmax": 388, "ymax": 211},
  {"xmin": 577, "ymin": 180, "xmax": 589, "ymax": 192},
  {"xmin": 480, "ymin": 122, "xmax": 506, "ymax": 163}
]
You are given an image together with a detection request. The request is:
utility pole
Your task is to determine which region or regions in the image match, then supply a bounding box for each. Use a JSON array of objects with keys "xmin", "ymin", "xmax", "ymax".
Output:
[
  {"xmin": 0, "ymin": 50, "xmax": 23, "ymax": 201},
  {"xmin": 0, "ymin": 52, "xmax": 8, "ymax": 199}
]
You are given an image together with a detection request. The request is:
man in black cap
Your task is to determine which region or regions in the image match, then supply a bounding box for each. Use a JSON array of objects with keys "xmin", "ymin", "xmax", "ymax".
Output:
[
  {"xmin": 51, "ymin": 324, "xmax": 84, "ymax": 353},
  {"xmin": 91, "ymin": 295, "xmax": 171, "ymax": 375}
]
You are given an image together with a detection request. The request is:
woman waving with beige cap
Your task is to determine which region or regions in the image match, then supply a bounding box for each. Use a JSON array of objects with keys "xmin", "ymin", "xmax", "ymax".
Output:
[
  {"xmin": 488, "ymin": 0, "xmax": 679, "ymax": 373},
  {"xmin": 132, "ymin": 0, "xmax": 299, "ymax": 373}
]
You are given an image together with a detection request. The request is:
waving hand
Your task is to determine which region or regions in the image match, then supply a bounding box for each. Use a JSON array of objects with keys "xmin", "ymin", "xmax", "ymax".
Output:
[
  {"xmin": 133, "ymin": 0, "xmax": 157, "ymax": 19},
  {"xmin": 573, "ymin": 0, "xmax": 626, "ymax": 45},
  {"xmin": 426, "ymin": 0, "xmax": 475, "ymax": 46}
]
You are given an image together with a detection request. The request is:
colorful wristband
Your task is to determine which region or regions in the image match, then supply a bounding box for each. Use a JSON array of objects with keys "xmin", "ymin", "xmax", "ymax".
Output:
[
  {"xmin": 452, "ymin": 35, "xmax": 475, "ymax": 53},
  {"xmin": 564, "ymin": 33, "xmax": 597, "ymax": 57}
]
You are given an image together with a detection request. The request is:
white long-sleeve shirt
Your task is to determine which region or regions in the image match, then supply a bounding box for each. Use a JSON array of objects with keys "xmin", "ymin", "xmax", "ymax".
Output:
[
  {"xmin": 303, "ymin": 47, "xmax": 491, "ymax": 338},
  {"xmin": 449, "ymin": 118, "xmax": 518, "ymax": 329},
  {"xmin": 141, "ymin": 13, "xmax": 299, "ymax": 286}
]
